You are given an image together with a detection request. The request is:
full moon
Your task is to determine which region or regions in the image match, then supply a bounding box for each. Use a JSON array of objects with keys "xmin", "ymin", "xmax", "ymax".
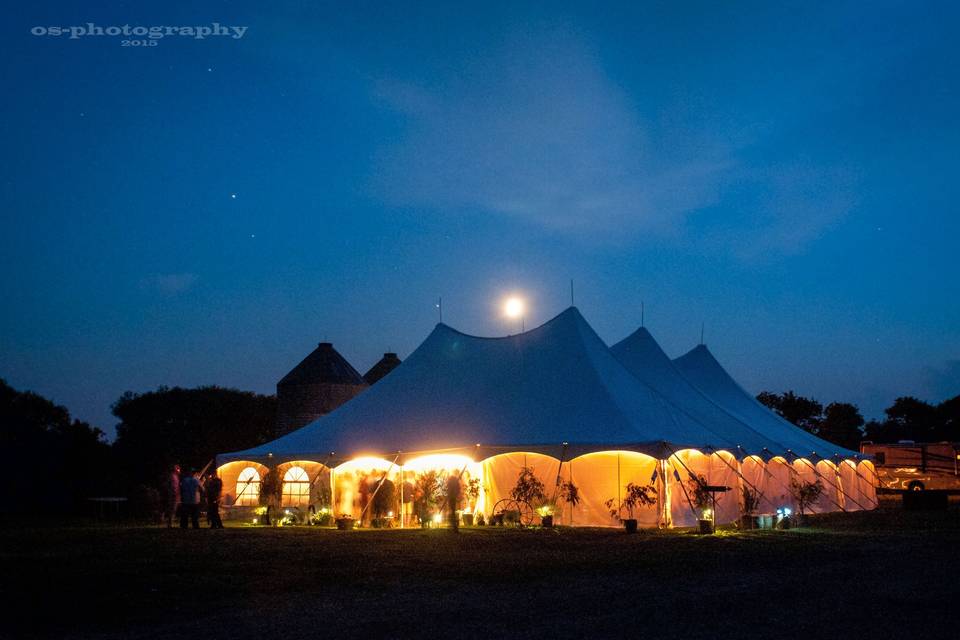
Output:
[{"xmin": 504, "ymin": 297, "xmax": 525, "ymax": 319}]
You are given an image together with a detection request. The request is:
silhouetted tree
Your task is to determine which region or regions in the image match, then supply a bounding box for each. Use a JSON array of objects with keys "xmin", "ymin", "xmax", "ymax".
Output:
[
  {"xmin": 756, "ymin": 391, "xmax": 781, "ymax": 414},
  {"xmin": 112, "ymin": 386, "xmax": 276, "ymax": 493},
  {"xmin": 886, "ymin": 397, "xmax": 937, "ymax": 436},
  {"xmin": 819, "ymin": 402, "xmax": 865, "ymax": 449},
  {"xmin": 935, "ymin": 396, "xmax": 960, "ymax": 441},
  {"xmin": 0, "ymin": 379, "xmax": 113, "ymax": 514},
  {"xmin": 757, "ymin": 390, "xmax": 823, "ymax": 434},
  {"xmin": 863, "ymin": 395, "xmax": 959, "ymax": 443}
]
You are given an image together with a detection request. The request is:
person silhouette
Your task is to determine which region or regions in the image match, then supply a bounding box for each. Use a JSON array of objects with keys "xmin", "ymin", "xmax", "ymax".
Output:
[
  {"xmin": 163, "ymin": 464, "xmax": 180, "ymax": 528},
  {"xmin": 179, "ymin": 468, "xmax": 202, "ymax": 529},
  {"xmin": 205, "ymin": 470, "xmax": 224, "ymax": 529}
]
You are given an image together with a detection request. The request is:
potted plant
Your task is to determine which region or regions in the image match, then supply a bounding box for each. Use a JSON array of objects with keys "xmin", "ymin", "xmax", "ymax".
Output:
[
  {"xmin": 536, "ymin": 503, "xmax": 556, "ymax": 528},
  {"xmin": 605, "ymin": 482, "xmax": 656, "ymax": 533},
  {"xmin": 277, "ymin": 507, "xmax": 301, "ymax": 527},
  {"xmin": 310, "ymin": 506, "xmax": 334, "ymax": 527},
  {"xmin": 505, "ymin": 466, "xmax": 545, "ymax": 527},
  {"xmin": 788, "ymin": 477, "xmax": 824, "ymax": 526},
  {"xmin": 462, "ymin": 477, "xmax": 480, "ymax": 526},
  {"xmin": 511, "ymin": 466, "xmax": 546, "ymax": 505},
  {"xmin": 335, "ymin": 513, "xmax": 355, "ymax": 530},
  {"xmin": 414, "ymin": 470, "xmax": 442, "ymax": 528},
  {"xmin": 688, "ymin": 474, "xmax": 714, "ymax": 534},
  {"xmin": 543, "ymin": 480, "xmax": 581, "ymax": 527},
  {"xmin": 740, "ymin": 485, "xmax": 761, "ymax": 530}
]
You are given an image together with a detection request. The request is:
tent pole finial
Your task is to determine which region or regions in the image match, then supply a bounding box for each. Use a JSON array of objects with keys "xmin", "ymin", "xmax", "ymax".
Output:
[
  {"xmin": 570, "ymin": 279, "xmax": 574, "ymax": 307},
  {"xmin": 437, "ymin": 296, "xmax": 443, "ymax": 323},
  {"xmin": 700, "ymin": 322, "xmax": 704, "ymax": 345},
  {"xmin": 641, "ymin": 301, "xmax": 644, "ymax": 327}
]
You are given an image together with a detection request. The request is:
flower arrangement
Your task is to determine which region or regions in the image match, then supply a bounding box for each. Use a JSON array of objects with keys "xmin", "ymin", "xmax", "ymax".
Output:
[{"xmin": 311, "ymin": 506, "xmax": 334, "ymax": 527}]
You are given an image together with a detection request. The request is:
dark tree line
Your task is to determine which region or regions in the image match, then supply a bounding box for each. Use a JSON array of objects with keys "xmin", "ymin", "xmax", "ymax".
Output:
[
  {"xmin": 1, "ymin": 379, "xmax": 277, "ymax": 516},
  {"xmin": 756, "ymin": 390, "xmax": 960, "ymax": 448},
  {"xmin": 1, "ymin": 379, "xmax": 113, "ymax": 515},
  {"xmin": 112, "ymin": 386, "xmax": 277, "ymax": 494}
]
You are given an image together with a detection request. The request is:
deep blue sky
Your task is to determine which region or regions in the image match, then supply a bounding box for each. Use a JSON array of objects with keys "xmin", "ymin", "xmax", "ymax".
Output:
[{"xmin": 2, "ymin": 1, "xmax": 958, "ymax": 438}]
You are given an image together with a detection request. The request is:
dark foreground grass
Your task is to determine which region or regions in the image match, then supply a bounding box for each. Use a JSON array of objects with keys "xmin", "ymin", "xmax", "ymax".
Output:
[{"xmin": 1, "ymin": 504, "xmax": 958, "ymax": 640}]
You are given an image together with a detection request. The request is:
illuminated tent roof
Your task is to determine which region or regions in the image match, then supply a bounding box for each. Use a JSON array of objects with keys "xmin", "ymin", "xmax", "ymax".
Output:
[
  {"xmin": 672, "ymin": 343, "xmax": 861, "ymax": 459},
  {"xmin": 610, "ymin": 326, "xmax": 825, "ymax": 458},
  {"xmin": 221, "ymin": 308, "xmax": 791, "ymax": 464}
]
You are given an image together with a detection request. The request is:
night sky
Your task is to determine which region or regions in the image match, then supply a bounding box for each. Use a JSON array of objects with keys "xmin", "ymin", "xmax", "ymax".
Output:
[{"xmin": 2, "ymin": 1, "xmax": 958, "ymax": 438}]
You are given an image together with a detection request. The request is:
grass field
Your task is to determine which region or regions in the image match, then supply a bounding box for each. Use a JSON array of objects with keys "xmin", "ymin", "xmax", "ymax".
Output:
[{"xmin": 2, "ymin": 502, "xmax": 958, "ymax": 639}]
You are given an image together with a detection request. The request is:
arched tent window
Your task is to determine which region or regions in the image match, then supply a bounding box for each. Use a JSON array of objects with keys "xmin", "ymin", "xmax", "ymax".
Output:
[
  {"xmin": 235, "ymin": 467, "xmax": 261, "ymax": 506},
  {"xmin": 282, "ymin": 466, "xmax": 311, "ymax": 507}
]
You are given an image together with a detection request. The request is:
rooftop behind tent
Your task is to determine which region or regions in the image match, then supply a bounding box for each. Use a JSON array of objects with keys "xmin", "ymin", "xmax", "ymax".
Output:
[
  {"xmin": 278, "ymin": 342, "xmax": 366, "ymax": 387},
  {"xmin": 221, "ymin": 307, "xmax": 793, "ymax": 465},
  {"xmin": 363, "ymin": 352, "xmax": 402, "ymax": 385}
]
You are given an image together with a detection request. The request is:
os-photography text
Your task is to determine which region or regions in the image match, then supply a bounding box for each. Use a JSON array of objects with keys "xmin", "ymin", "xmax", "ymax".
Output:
[{"xmin": 31, "ymin": 22, "xmax": 248, "ymax": 45}]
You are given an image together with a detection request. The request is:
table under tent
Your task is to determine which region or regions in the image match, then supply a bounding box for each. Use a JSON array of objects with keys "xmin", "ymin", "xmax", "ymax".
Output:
[{"xmin": 217, "ymin": 307, "xmax": 877, "ymax": 528}]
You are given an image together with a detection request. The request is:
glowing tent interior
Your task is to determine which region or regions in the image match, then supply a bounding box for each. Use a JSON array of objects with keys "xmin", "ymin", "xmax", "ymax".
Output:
[
  {"xmin": 670, "ymin": 343, "xmax": 878, "ymax": 513},
  {"xmin": 217, "ymin": 307, "xmax": 876, "ymax": 528}
]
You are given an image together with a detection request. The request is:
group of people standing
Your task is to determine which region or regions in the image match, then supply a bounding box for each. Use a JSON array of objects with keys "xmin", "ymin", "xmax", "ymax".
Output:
[{"xmin": 163, "ymin": 465, "xmax": 224, "ymax": 529}]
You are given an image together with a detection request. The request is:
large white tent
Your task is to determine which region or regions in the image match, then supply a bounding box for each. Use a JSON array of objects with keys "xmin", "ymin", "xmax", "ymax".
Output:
[{"xmin": 218, "ymin": 308, "xmax": 875, "ymax": 527}]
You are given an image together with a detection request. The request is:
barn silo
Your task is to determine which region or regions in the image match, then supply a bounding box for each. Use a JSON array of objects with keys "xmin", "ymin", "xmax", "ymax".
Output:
[
  {"xmin": 363, "ymin": 352, "xmax": 402, "ymax": 386},
  {"xmin": 275, "ymin": 342, "xmax": 368, "ymax": 435}
]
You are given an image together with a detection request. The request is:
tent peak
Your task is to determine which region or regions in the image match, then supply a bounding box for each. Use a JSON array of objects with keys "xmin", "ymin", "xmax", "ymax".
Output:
[
  {"xmin": 432, "ymin": 306, "xmax": 585, "ymax": 341},
  {"xmin": 613, "ymin": 325, "xmax": 669, "ymax": 360}
]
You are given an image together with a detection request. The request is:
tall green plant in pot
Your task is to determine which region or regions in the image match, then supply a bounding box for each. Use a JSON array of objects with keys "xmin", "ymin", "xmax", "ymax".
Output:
[
  {"xmin": 541, "ymin": 480, "xmax": 581, "ymax": 527},
  {"xmin": 687, "ymin": 474, "xmax": 714, "ymax": 534},
  {"xmin": 462, "ymin": 477, "xmax": 480, "ymax": 526},
  {"xmin": 605, "ymin": 483, "xmax": 656, "ymax": 533},
  {"xmin": 740, "ymin": 485, "xmax": 761, "ymax": 530},
  {"xmin": 508, "ymin": 466, "xmax": 545, "ymax": 526},
  {"xmin": 510, "ymin": 466, "xmax": 546, "ymax": 504},
  {"xmin": 414, "ymin": 470, "xmax": 442, "ymax": 528},
  {"xmin": 788, "ymin": 477, "xmax": 824, "ymax": 526}
]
